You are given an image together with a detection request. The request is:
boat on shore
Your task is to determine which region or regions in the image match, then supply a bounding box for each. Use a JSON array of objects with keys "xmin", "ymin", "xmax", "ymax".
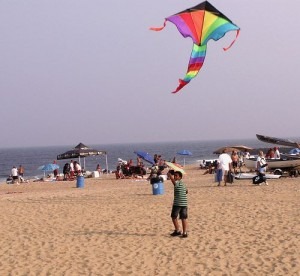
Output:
[
  {"xmin": 244, "ymin": 157, "xmax": 300, "ymax": 171},
  {"xmin": 256, "ymin": 134, "xmax": 300, "ymax": 148}
]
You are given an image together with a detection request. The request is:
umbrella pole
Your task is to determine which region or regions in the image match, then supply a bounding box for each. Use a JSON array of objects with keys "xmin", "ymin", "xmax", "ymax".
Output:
[
  {"xmin": 105, "ymin": 154, "xmax": 108, "ymax": 175},
  {"xmin": 184, "ymin": 157, "xmax": 186, "ymax": 167}
]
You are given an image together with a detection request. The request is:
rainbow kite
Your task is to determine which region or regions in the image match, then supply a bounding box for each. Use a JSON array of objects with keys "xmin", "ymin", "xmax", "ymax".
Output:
[{"xmin": 150, "ymin": 1, "xmax": 240, "ymax": 93}]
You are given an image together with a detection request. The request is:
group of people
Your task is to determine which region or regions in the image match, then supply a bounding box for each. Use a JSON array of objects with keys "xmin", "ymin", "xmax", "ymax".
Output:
[
  {"xmin": 215, "ymin": 149, "xmax": 269, "ymax": 186},
  {"xmin": 115, "ymin": 158, "xmax": 147, "ymax": 179},
  {"xmin": 62, "ymin": 160, "xmax": 82, "ymax": 180},
  {"xmin": 266, "ymin": 147, "xmax": 280, "ymax": 159},
  {"xmin": 115, "ymin": 153, "xmax": 171, "ymax": 180},
  {"xmin": 7, "ymin": 165, "xmax": 27, "ymax": 184}
]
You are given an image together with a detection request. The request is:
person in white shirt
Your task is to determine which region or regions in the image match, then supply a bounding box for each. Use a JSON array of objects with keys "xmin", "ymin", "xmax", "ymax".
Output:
[
  {"xmin": 218, "ymin": 150, "xmax": 232, "ymax": 186},
  {"xmin": 274, "ymin": 147, "xmax": 280, "ymax": 159},
  {"xmin": 70, "ymin": 160, "xmax": 75, "ymax": 178},
  {"xmin": 244, "ymin": 151, "xmax": 250, "ymax": 159},
  {"xmin": 11, "ymin": 166, "xmax": 19, "ymax": 184},
  {"xmin": 256, "ymin": 151, "xmax": 268, "ymax": 185},
  {"xmin": 74, "ymin": 162, "xmax": 82, "ymax": 176}
]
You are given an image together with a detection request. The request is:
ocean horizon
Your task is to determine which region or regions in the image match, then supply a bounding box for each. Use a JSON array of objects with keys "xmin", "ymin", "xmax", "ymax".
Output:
[{"xmin": 1, "ymin": 138, "xmax": 298, "ymax": 182}]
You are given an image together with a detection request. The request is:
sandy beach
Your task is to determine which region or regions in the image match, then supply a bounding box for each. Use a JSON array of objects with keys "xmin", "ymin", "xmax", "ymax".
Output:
[{"xmin": 0, "ymin": 165, "xmax": 299, "ymax": 275}]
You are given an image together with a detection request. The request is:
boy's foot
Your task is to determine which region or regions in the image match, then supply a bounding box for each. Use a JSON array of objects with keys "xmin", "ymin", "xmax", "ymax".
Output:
[
  {"xmin": 182, "ymin": 233, "xmax": 188, "ymax": 238},
  {"xmin": 170, "ymin": 230, "xmax": 182, "ymax": 236}
]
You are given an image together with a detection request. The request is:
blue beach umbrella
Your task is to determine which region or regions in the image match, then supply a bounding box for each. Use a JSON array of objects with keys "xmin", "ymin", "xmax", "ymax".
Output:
[
  {"xmin": 134, "ymin": 151, "xmax": 155, "ymax": 165},
  {"xmin": 38, "ymin": 163, "xmax": 59, "ymax": 177},
  {"xmin": 289, "ymin": 148, "xmax": 300, "ymax": 155},
  {"xmin": 177, "ymin": 150, "xmax": 192, "ymax": 166}
]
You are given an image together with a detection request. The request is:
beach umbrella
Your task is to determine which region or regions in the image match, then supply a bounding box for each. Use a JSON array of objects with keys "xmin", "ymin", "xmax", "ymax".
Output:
[
  {"xmin": 57, "ymin": 143, "xmax": 108, "ymax": 173},
  {"xmin": 165, "ymin": 161, "xmax": 186, "ymax": 175},
  {"xmin": 177, "ymin": 150, "xmax": 192, "ymax": 166},
  {"xmin": 134, "ymin": 151, "xmax": 155, "ymax": 165},
  {"xmin": 289, "ymin": 148, "xmax": 300, "ymax": 155},
  {"xmin": 213, "ymin": 145, "xmax": 253, "ymax": 154},
  {"xmin": 38, "ymin": 163, "xmax": 59, "ymax": 177}
]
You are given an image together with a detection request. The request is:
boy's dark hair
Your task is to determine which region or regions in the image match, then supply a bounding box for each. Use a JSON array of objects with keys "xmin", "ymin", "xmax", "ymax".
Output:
[
  {"xmin": 168, "ymin": 170, "xmax": 175, "ymax": 175},
  {"xmin": 174, "ymin": 171, "xmax": 182, "ymax": 178}
]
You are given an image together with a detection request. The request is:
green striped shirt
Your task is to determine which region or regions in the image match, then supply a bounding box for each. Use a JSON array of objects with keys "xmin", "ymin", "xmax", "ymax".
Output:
[{"xmin": 173, "ymin": 179, "xmax": 188, "ymax": 207}]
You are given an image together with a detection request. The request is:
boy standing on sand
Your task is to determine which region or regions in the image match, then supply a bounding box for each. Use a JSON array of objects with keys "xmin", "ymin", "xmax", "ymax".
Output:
[{"xmin": 167, "ymin": 171, "xmax": 188, "ymax": 238}]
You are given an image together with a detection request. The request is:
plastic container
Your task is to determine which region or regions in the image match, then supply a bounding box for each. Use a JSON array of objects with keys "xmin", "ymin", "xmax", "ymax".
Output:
[
  {"xmin": 152, "ymin": 181, "xmax": 164, "ymax": 195},
  {"xmin": 76, "ymin": 176, "xmax": 84, "ymax": 188},
  {"xmin": 92, "ymin": 171, "xmax": 100, "ymax": 178}
]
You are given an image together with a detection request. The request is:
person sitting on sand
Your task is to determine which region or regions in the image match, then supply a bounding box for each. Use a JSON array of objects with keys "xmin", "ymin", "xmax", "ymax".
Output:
[
  {"xmin": 63, "ymin": 163, "xmax": 71, "ymax": 180},
  {"xmin": 115, "ymin": 164, "xmax": 124, "ymax": 179}
]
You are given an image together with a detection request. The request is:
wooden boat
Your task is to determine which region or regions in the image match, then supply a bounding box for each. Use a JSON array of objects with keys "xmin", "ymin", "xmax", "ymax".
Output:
[{"xmin": 256, "ymin": 134, "xmax": 300, "ymax": 148}]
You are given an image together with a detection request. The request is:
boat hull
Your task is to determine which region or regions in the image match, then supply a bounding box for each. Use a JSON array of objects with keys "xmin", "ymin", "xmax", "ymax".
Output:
[
  {"xmin": 244, "ymin": 158, "xmax": 300, "ymax": 170},
  {"xmin": 256, "ymin": 134, "xmax": 300, "ymax": 148}
]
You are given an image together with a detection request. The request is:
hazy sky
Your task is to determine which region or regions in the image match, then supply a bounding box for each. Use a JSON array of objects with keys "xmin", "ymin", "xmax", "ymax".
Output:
[{"xmin": 1, "ymin": 0, "xmax": 299, "ymax": 148}]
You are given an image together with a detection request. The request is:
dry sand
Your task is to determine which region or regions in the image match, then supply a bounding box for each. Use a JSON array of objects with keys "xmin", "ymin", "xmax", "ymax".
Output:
[{"xmin": 0, "ymin": 166, "xmax": 299, "ymax": 275}]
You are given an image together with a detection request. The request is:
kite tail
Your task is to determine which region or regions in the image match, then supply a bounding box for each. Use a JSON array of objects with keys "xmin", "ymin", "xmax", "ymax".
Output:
[
  {"xmin": 172, "ymin": 44, "xmax": 207, "ymax": 93},
  {"xmin": 149, "ymin": 20, "xmax": 167, "ymax": 31},
  {"xmin": 223, "ymin": 29, "xmax": 240, "ymax": 51}
]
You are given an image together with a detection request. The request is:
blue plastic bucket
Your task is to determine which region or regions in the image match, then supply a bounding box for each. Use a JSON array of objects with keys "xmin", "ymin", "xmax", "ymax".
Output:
[
  {"xmin": 152, "ymin": 182, "xmax": 164, "ymax": 195},
  {"xmin": 76, "ymin": 176, "xmax": 84, "ymax": 188}
]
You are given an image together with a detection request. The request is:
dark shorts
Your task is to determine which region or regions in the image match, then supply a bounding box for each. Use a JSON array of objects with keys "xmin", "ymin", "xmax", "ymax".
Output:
[
  {"xmin": 12, "ymin": 176, "xmax": 18, "ymax": 180},
  {"xmin": 171, "ymin": 205, "xmax": 188, "ymax": 220}
]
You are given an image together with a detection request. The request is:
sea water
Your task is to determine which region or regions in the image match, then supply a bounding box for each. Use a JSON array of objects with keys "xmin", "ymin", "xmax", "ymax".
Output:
[{"xmin": 0, "ymin": 138, "xmax": 294, "ymax": 182}]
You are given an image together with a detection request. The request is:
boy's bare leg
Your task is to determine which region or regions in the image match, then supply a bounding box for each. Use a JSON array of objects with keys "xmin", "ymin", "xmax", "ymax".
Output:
[
  {"xmin": 172, "ymin": 218, "xmax": 180, "ymax": 232},
  {"xmin": 182, "ymin": 219, "xmax": 187, "ymax": 234}
]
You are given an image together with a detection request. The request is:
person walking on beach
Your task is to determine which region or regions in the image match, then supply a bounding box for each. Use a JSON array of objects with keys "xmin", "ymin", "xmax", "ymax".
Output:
[
  {"xmin": 168, "ymin": 170, "xmax": 188, "ymax": 238},
  {"xmin": 215, "ymin": 160, "xmax": 223, "ymax": 186},
  {"xmin": 218, "ymin": 149, "xmax": 232, "ymax": 186}
]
